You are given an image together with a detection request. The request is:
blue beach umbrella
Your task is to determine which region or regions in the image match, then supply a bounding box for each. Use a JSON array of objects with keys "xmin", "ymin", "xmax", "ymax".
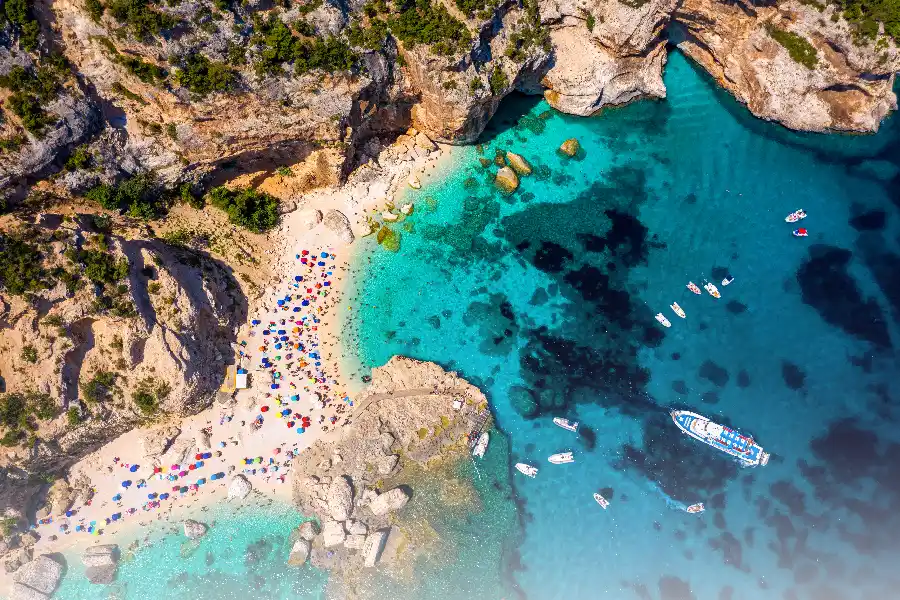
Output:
[
  {"xmin": 121, "ymin": 481, "xmax": 131, "ymax": 488},
  {"xmin": 129, "ymin": 464, "xmax": 139, "ymax": 472}
]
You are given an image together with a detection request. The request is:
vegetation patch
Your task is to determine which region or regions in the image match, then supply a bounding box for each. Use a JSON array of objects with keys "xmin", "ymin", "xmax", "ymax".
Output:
[
  {"xmin": 65, "ymin": 144, "xmax": 93, "ymax": 171},
  {"xmin": 20, "ymin": 345, "xmax": 37, "ymax": 364},
  {"xmin": 85, "ymin": 172, "xmax": 162, "ymax": 218},
  {"xmin": 107, "ymin": 0, "xmax": 179, "ymax": 41},
  {"xmin": 0, "ymin": 235, "xmax": 52, "ymax": 296},
  {"xmin": 837, "ymin": 0, "xmax": 900, "ymax": 42},
  {"xmin": 173, "ymin": 54, "xmax": 237, "ymax": 97},
  {"xmin": 207, "ymin": 186, "xmax": 280, "ymax": 233},
  {"xmin": 0, "ymin": 391, "xmax": 58, "ymax": 447},
  {"xmin": 0, "ymin": 65, "xmax": 63, "ymax": 136},
  {"xmin": 766, "ymin": 24, "xmax": 818, "ymax": 69},
  {"xmin": 81, "ymin": 371, "xmax": 117, "ymax": 404},
  {"xmin": 132, "ymin": 377, "xmax": 170, "ymax": 415},
  {"xmin": 504, "ymin": 0, "xmax": 549, "ymax": 61},
  {"xmin": 0, "ymin": 135, "xmax": 26, "ymax": 153},
  {"xmin": 489, "ymin": 66, "xmax": 508, "ymax": 95},
  {"xmin": 3, "ymin": 0, "xmax": 41, "ymax": 51},
  {"xmin": 389, "ymin": 0, "xmax": 472, "ymax": 56},
  {"xmin": 252, "ymin": 15, "xmax": 357, "ymax": 76}
]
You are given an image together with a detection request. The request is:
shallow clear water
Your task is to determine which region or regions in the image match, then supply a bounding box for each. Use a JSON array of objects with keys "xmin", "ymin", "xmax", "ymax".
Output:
[{"xmin": 341, "ymin": 51, "xmax": 900, "ymax": 600}]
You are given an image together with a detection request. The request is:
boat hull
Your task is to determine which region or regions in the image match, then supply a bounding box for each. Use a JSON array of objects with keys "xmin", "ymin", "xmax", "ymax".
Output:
[
  {"xmin": 552, "ymin": 418, "xmax": 578, "ymax": 432},
  {"xmin": 671, "ymin": 410, "xmax": 769, "ymax": 467},
  {"xmin": 548, "ymin": 453, "xmax": 574, "ymax": 464}
]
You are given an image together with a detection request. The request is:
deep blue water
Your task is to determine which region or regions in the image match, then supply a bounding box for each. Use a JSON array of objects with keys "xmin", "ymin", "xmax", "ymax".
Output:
[{"xmin": 341, "ymin": 51, "xmax": 900, "ymax": 600}]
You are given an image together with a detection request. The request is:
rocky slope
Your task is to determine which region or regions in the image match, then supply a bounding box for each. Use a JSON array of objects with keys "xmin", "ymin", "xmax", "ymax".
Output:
[{"xmin": 675, "ymin": 0, "xmax": 900, "ymax": 132}]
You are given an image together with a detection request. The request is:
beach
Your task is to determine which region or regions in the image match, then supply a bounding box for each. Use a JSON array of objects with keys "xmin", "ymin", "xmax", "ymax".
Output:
[{"xmin": 3, "ymin": 133, "xmax": 455, "ymax": 596}]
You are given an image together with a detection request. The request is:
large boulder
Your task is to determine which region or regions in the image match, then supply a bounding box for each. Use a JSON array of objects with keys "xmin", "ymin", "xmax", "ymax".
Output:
[
  {"xmin": 505, "ymin": 152, "xmax": 533, "ymax": 176},
  {"xmin": 287, "ymin": 539, "xmax": 311, "ymax": 566},
  {"xmin": 323, "ymin": 210, "xmax": 355, "ymax": 244},
  {"xmin": 12, "ymin": 555, "xmax": 63, "ymax": 597},
  {"xmin": 368, "ymin": 488, "xmax": 410, "ymax": 516},
  {"xmin": 321, "ymin": 520, "xmax": 346, "ymax": 547},
  {"xmin": 227, "ymin": 475, "xmax": 252, "ymax": 500},
  {"xmin": 559, "ymin": 138, "xmax": 580, "ymax": 157},
  {"xmin": 362, "ymin": 529, "xmax": 388, "ymax": 567},
  {"xmin": 376, "ymin": 454, "xmax": 398, "ymax": 475},
  {"xmin": 298, "ymin": 520, "xmax": 320, "ymax": 541},
  {"xmin": 326, "ymin": 476, "xmax": 354, "ymax": 521},
  {"xmin": 183, "ymin": 520, "xmax": 208, "ymax": 539},
  {"xmin": 139, "ymin": 426, "xmax": 181, "ymax": 459},
  {"xmin": 82, "ymin": 544, "xmax": 119, "ymax": 585},
  {"xmin": 494, "ymin": 167, "xmax": 519, "ymax": 194},
  {"xmin": 298, "ymin": 209, "xmax": 323, "ymax": 230},
  {"xmin": 345, "ymin": 534, "xmax": 366, "ymax": 550}
]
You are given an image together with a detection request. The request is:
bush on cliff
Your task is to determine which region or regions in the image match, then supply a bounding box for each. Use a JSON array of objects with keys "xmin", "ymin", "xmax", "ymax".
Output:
[
  {"xmin": 0, "ymin": 65, "xmax": 62, "ymax": 135},
  {"xmin": 3, "ymin": 0, "xmax": 41, "ymax": 52},
  {"xmin": 252, "ymin": 15, "xmax": 357, "ymax": 76},
  {"xmin": 0, "ymin": 391, "xmax": 59, "ymax": 446},
  {"xmin": 107, "ymin": 0, "xmax": 178, "ymax": 40},
  {"xmin": 173, "ymin": 54, "xmax": 237, "ymax": 97},
  {"xmin": 766, "ymin": 25, "xmax": 818, "ymax": 69},
  {"xmin": 389, "ymin": 0, "xmax": 472, "ymax": 56},
  {"xmin": 207, "ymin": 186, "xmax": 280, "ymax": 233},
  {"xmin": 837, "ymin": 0, "xmax": 900, "ymax": 42},
  {"xmin": 85, "ymin": 172, "xmax": 162, "ymax": 218},
  {"xmin": 0, "ymin": 235, "xmax": 52, "ymax": 296}
]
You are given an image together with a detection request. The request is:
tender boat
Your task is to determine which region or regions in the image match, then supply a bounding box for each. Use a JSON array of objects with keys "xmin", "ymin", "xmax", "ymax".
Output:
[
  {"xmin": 793, "ymin": 228, "xmax": 808, "ymax": 237},
  {"xmin": 472, "ymin": 432, "xmax": 489, "ymax": 458},
  {"xmin": 686, "ymin": 281, "xmax": 702, "ymax": 295},
  {"xmin": 655, "ymin": 313, "xmax": 672, "ymax": 328},
  {"xmin": 785, "ymin": 209, "xmax": 807, "ymax": 223},
  {"xmin": 515, "ymin": 463, "xmax": 538, "ymax": 478},
  {"xmin": 552, "ymin": 418, "xmax": 578, "ymax": 432},
  {"xmin": 703, "ymin": 282, "xmax": 721, "ymax": 299},
  {"xmin": 671, "ymin": 410, "xmax": 770, "ymax": 467},
  {"xmin": 593, "ymin": 493, "xmax": 610, "ymax": 509},
  {"xmin": 686, "ymin": 503, "xmax": 705, "ymax": 514},
  {"xmin": 548, "ymin": 452, "xmax": 574, "ymax": 464},
  {"xmin": 721, "ymin": 277, "xmax": 734, "ymax": 286},
  {"xmin": 670, "ymin": 302, "xmax": 686, "ymax": 319}
]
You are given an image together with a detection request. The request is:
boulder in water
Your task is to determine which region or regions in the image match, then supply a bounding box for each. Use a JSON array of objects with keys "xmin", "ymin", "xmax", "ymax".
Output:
[
  {"xmin": 369, "ymin": 487, "xmax": 409, "ymax": 516},
  {"xmin": 559, "ymin": 138, "xmax": 580, "ymax": 157},
  {"xmin": 287, "ymin": 539, "xmax": 311, "ymax": 566},
  {"xmin": 82, "ymin": 544, "xmax": 119, "ymax": 585},
  {"xmin": 494, "ymin": 167, "xmax": 519, "ymax": 194},
  {"xmin": 326, "ymin": 476, "xmax": 354, "ymax": 521},
  {"xmin": 323, "ymin": 210, "xmax": 355, "ymax": 244},
  {"xmin": 506, "ymin": 152, "xmax": 533, "ymax": 176},
  {"xmin": 363, "ymin": 529, "xmax": 388, "ymax": 567},
  {"xmin": 509, "ymin": 386, "xmax": 538, "ymax": 417},
  {"xmin": 183, "ymin": 520, "xmax": 208, "ymax": 539},
  {"xmin": 227, "ymin": 475, "xmax": 252, "ymax": 500},
  {"xmin": 12, "ymin": 555, "xmax": 63, "ymax": 597}
]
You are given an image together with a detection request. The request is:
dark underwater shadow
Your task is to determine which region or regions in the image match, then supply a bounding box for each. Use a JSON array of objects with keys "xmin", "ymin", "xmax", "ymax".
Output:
[{"xmin": 477, "ymin": 93, "xmax": 545, "ymax": 146}]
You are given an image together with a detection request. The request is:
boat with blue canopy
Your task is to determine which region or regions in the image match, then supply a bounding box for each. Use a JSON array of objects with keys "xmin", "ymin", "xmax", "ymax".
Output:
[{"xmin": 671, "ymin": 410, "xmax": 769, "ymax": 467}]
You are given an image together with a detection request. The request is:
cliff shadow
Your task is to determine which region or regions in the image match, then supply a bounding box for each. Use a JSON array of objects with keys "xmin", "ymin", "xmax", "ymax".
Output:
[
  {"xmin": 477, "ymin": 92, "xmax": 544, "ymax": 146},
  {"xmin": 61, "ymin": 318, "xmax": 96, "ymax": 408}
]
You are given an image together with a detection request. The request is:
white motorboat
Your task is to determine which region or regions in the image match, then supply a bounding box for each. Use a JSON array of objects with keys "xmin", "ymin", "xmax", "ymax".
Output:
[
  {"xmin": 686, "ymin": 503, "xmax": 705, "ymax": 514},
  {"xmin": 515, "ymin": 463, "xmax": 538, "ymax": 478},
  {"xmin": 655, "ymin": 313, "xmax": 672, "ymax": 328},
  {"xmin": 785, "ymin": 209, "xmax": 807, "ymax": 223},
  {"xmin": 703, "ymin": 281, "xmax": 721, "ymax": 299},
  {"xmin": 671, "ymin": 410, "xmax": 770, "ymax": 467},
  {"xmin": 686, "ymin": 281, "xmax": 702, "ymax": 295},
  {"xmin": 721, "ymin": 277, "xmax": 734, "ymax": 286},
  {"xmin": 670, "ymin": 302, "xmax": 686, "ymax": 319},
  {"xmin": 548, "ymin": 452, "xmax": 574, "ymax": 464},
  {"xmin": 593, "ymin": 493, "xmax": 610, "ymax": 509},
  {"xmin": 552, "ymin": 417, "xmax": 578, "ymax": 432},
  {"xmin": 472, "ymin": 432, "xmax": 489, "ymax": 458}
]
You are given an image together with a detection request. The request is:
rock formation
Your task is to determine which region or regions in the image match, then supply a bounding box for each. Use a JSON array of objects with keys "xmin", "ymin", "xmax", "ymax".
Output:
[
  {"xmin": 368, "ymin": 488, "xmax": 410, "ymax": 516},
  {"xmin": 674, "ymin": 0, "xmax": 900, "ymax": 133},
  {"xmin": 326, "ymin": 476, "xmax": 354, "ymax": 521},
  {"xmin": 227, "ymin": 475, "xmax": 252, "ymax": 500},
  {"xmin": 10, "ymin": 555, "xmax": 63, "ymax": 600},
  {"xmin": 323, "ymin": 210, "xmax": 355, "ymax": 245},
  {"xmin": 495, "ymin": 166, "xmax": 520, "ymax": 193},
  {"xmin": 183, "ymin": 520, "xmax": 209, "ymax": 539},
  {"xmin": 82, "ymin": 545, "xmax": 119, "ymax": 584}
]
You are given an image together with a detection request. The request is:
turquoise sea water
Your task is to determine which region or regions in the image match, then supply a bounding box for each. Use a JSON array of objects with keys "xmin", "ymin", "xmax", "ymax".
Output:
[
  {"xmin": 341, "ymin": 51, "xmax": 900, "ymax": 600},
  {"xmin": 37, "ymin": 49, "xmax": 900, "ymax": 600}
]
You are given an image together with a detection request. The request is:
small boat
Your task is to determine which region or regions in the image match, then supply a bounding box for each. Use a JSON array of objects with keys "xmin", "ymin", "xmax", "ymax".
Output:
[
  {"xmin": 721, "ymin": 277, "xmax": 734, "ymax": 286},
  {"xmin": 686, "ymin": 503, "xmax": 705, "ymax": 514},
  {"xmin": 671, "ymin": 410, "xmax": 770, "ymax": 467},
  {"xmin": 593, "ymin": 493, "xmax": 610, "ymax": 509},
  {"xmin": 548, "ymin": 452, "xmax": 574, "ymax": 464},
  {"xmin": 686, "ymin": 281, "xmax": 702, "ymax": 295},
  {"xmin": 793, "ymin": 228, "xmax": 808, "ymax": 237},
  {"xmin": 703, "ymin": 282, "xmax": 721, "ymax": 299},
  {"xmin": 785, "ymin": 209, "xmax": 807, "ymax": 223},
  {"xmin": 472, "ymin": 432, "xmax": 489, "ymax": 458},
  {"xmin": 515, "ymin": 463, "xmax": 538, "ymax": 478},
  {"xmin": 670, "ymin": 302, "xmax": 686, "ymax": 319},
  {"xmin": 655, "ymin": 313, "xmax": 672, "ymax": 328},
  {"xmin": 552, "ymin": 418, "xmax": 578, "ymax": 432}
]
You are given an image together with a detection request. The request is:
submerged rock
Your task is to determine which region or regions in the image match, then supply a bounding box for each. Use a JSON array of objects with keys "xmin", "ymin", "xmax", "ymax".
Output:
[
  {"xmin": 228, "ymin": 475, "xmax": 252, "ymax": 500},
  {"xmin": 506, "ymin": 152, "xmax": 533, "ymax": 176},
  {"xmin": 183, "ymin": 520, "xmax": 208, "ymax": 540},
  {"xmin": 82, "ymin": 543, "xmax": 119, "ymax": 584},
  {"xmin": 495, "ymin": 167, "xmax": 520, "ymax": 194},
  {"xmin": 369, "ymin": 488, "xmax": 410, "ymax": 516},
  {"xmin": 559, "ymin": 138, "xmax": 580, "ymax": 157},
  {"xmin": 287, "ymin": 539, "xmax": 311, "ymax": 566}
]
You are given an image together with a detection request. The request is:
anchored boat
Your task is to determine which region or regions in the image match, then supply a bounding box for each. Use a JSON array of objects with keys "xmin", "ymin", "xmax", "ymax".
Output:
[
  {"xmin": 472, "ymin": 432, "xmax": 489, "ymax": 458},
  {"xmin": 552, "ymin": 418, "xmax": 578, "ymax": 432},
  {"xmin": 686, "ymin": 503, "xmax": 705, "ymax": 514},
  {"xmin": 515, "ymin": 463, "xmax": 538, "ymax": 478},
  {"xmin": 686, "ymin": 281, "xmax": 702, "ymax": 295},
  {"xmin": 671, "ymin": 410, "xmax": 769, "ymax": 467},
  {"xmin": 593, "ymin": 493, "xmax": 610, "ymax": 509},
  {"xmin": 785, "ymin": 209, "xmax": 807, "ymax": 223},
  {"xmin": 548, "ymin": 452, "xmax": 574, "ymax": 464},
  {"xmin": 793, "ymin": 228, "xmax": 808, "ymax": 237},
  {"xmin": 655, "ymin": 313, "xmax": 672, "ymax": 328},
  {"xmin": 670, "ymin": 302, "xmax": 686, "ymax": 319},
  {"xmin": 703, "ymin": 281, "xmax": 721, "ymax": 298}
]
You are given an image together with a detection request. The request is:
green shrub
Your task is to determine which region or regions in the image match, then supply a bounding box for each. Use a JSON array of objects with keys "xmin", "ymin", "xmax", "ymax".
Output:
[
  {"xmin": 118, "ymin": 55, "xmax": 166, "ymax": 83},
  {"xmin": 489, "ymin": 66, "xmax": 508, "ymax": 95},
  {"xmin": 173, "ymin": 54, "xmax": 237, "ymax": 97},
  {"xmin": 253, "ymin": 16, "xmax": 357, "ymax": 76},
  {"xmin": 85, "ymin": 0, "xmax": 105, "ymax": 21},
  {"xmin": 0, "ymin": 135, "xmax": 26, "ymax": 153},
  {"xmin": 207, "ymin": 186, "xmax": 280, "ymax": 233},
  {"xmin": 132, "ymin": 377, "xmax": 169, "ymax": 414},
  {"xmin": 0, "ymin": 391, "xmax": 58, "ymax": 445},
  {"xmin": 71, "ymin": 248, "xmax": 129, "ymax": 284},
  {"xmin": 20, "ymin": 345, "xmax": 37, "ymax": 363},
  {"xmin": 0, "ymin": 66, "xmax": 63, "ymax": 136},
  {"xmin": 837, "ymin": 0, "xmax": 900, "ymax": 42},
  {"xmin": 585, "ymin": 11, "xmax": 595, "ymax": 31},
  {"xmin": 111, "ymin": 82, "xmax": 147, "ymax": 104},
  {"xmin": 81, "ymin": 371, "xmax": 116, "ymax": 403},
  {"xmin": 389, "ymin": 0, "xmax": 472, "ymax": 56},
  {"xmin": 767, "ymin": 25, "xmax": 818, "ymax": 69},
  {"xmin": 3, "ymin": 0, "xmax": 41, "ymax": 51},
  {"xmin": 107, "ymin": 0, "xmax": 178, "ymax": 40},
  {"xmin": 65, "ymin": 144, "xmax": 92, "ymax": 171},
  {"xmin": 85, "ymin": 172, "xmax": 161, "ymax": 218},
  {"xmin": 166, "ymin": 122, "xmax": 177, "ymax": 139},
  {"xmin": 0, "ymin": 236, "xmax": 52, "ymax": 295},
  {"xmin": 66, "ymin": 406, "xmax": 81, "ymax": 426}
]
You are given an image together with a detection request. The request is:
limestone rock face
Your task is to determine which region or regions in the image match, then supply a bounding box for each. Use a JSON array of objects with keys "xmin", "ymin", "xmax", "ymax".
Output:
[
  {"xmin": 323, "ymin": 210, "xmax": 355, "ymax": 245},
  {"xmin": 298, "ymin": 520, "xmax": 320, "ymax": 541},
  {"xmin": 674, "ymin": 0, "xmax": 900, "ymax": 133},
  {"xmin": 12, "ymin": 555, "xmax": 63, "ymax": 598},
  {"xmin": 183, "ymin": 520, "xmax": 208, "ymax": 539},
  {"xmin": 228, "ymin": 475, "xmax": 252, "ymax": 500},
  {"xmin": 369, "ymin": 488, "xmax": 410, "ymax": 516},
  {"xmin": 540, "ymin": 0, "xmax": 674, "ymax": 115},
  {"xmin": 287, "ymin": 539, "xmax": 311, "ymax": 566},
  {"xmin": 326, "ymin": 476, "xmax": 354, "ymax": 521},
  {"xmin": 362, "ymin": 530, "xmax": 388, "ymax": 567},
  {"xmin": 322, "ymin": 520, "xmax": 347, "ymax": 547},
  {"xmin": 495, "ymin": 167, "xmax": 520, "ymax": 194},
  {"xmin": 345, "ymin": 534, "xmax": 366, "ymax": 550}
]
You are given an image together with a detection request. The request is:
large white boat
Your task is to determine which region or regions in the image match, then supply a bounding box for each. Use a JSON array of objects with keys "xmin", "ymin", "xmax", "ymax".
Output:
[
  {"xmin": 472, "ymin": 432, "xmax": 489, "ymax": 458},
  {"xmin": 671, "ymin": 410, "xmax": 769, "ymax": 467},
  {"xmin": 785, "ymin": 209, "xmax": 807, "ymax": 223},
  {"xmin": 548, "ymin": 452, "xmax": 574, "ymax": 464},
  {"xmin": 670, "ymin": 302, "xmax": 686, "ymax": 319},
  {"xmin": 655, "ymin": 313, "xmax": 672, "ymax": 328},
  {"xmin": 593, "ymin": 493, "xmax": 610, "ymax": 509},
  {"xmin": 515, "ymin": 463, "xmax": 538, "ymax": 478},
  {"xmin": 552, "ymin": 418, "xmax": 578, "ymax": 432},
  {"xmin": 703, "ymin": 282, "xmax": 721, "ymax": 298}
]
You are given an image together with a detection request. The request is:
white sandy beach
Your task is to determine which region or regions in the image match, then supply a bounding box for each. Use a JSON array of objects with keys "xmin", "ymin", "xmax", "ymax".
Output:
[{"xmin": 12, "ymin": 136, "xmax": 457, "ymax": 582}]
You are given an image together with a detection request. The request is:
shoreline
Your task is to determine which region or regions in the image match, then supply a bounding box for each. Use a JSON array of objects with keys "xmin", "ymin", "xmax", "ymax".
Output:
[{"xmin": 3, "ymin": 133, "xmax": 458, "ymax": 596}]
